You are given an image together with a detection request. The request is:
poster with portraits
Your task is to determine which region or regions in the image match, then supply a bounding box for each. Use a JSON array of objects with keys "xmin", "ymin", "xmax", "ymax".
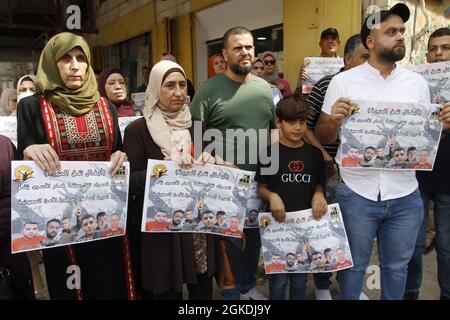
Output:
[
  {"xmin": 408, "ymin": 61, "xmax": 450, "ymax": 103},
  {"xmin": 118, "ymin": 116, "xmax": 143, "ymax": 140},
  {"xmin": 131, "ymin": 93, "xmax": 146, "ymax": 111},
  {"xmin": 0, "ymin": 116, "xmax": 17, "ymax": 147},
  {"xmin": 10, "ymin": 161, "xmax": 129, "ymax": 253},
  {"xmin": 142, "ymin": 160, "xmax": 253, "ymax": 238},
  {"xmin": 259, "ymin": 204, "xmax": 353, "ymax": 274},
  {"xmin": 340, "ymin": 100, "xmax": 443, "ymax": 171},
  {"xmin": 302, "ymin": 57, "xmax": 344, "ymax": 94},
  {"xmin": 243, "ymin": 180, "xmax": 266, "ymax": 229}
]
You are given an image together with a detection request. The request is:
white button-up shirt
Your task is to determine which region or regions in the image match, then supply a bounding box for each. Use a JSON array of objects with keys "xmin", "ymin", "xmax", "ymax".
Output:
[{"xmin": 322, "ymin": 62, "xmax": 431, "ymax": 201}]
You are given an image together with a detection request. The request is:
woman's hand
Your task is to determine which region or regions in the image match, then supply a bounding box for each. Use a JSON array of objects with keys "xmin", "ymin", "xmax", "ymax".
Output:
[
  {"xmin": 23, "ymin": 144, "xmax": 61, "ymax": 174},
  {"xmin": 195, "ymin": 152, "xmax": 215, "ymax": 165},
  {"xmin": 171, "ymin": 151, "xmax": 195, "ymax": 169},
  {"xmin": 109, "ymin": 151, "xmax": 128, "ymax": 175}
]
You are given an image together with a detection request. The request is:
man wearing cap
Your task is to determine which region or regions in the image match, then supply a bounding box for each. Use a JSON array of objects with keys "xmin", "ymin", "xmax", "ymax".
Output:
[
  {"xmin": 315, "ymin": 3, "xmax": 450, "ymax": 300},
  {"xmin": 299, "ymin": 28, "xmax": 341, "ymax": 83}
]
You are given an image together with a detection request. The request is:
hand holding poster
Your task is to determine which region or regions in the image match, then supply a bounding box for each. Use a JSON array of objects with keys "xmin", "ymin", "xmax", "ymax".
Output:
[
  {"xmin": 340, "ymin": 100, "xmax": 443, "ymax": 170},
  {"xmin": 142, "ymin": 160, "xmax": 253, "ymax": 238},
  {"xmin": 259, "ymin": 204, "xmax": 353, "ymax": 274},
  {"xmin": 408, "ymin": 61, "xmax": 450, "ymax": 103},
  {"xmin": 302, "ymin": 57, "xmax": 344, "ymax": 94},
  {"xmin": 0, "ymin": 116, "xmax": 17, "ymax": 147},
  {"xmin": 11, "ymin": 161, "xmax": 129, "ymax": 253}
]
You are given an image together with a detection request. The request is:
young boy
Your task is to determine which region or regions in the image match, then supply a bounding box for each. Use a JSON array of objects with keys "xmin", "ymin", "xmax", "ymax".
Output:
[{"xmin": 256, "ymin": 94, "xmax": 328, "ymax": 300}]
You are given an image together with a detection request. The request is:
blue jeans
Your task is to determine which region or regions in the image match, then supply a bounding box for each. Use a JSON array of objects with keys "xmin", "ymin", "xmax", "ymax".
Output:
[
  {"xmin": 269, "ymin": 273, "xmax": 307, "ymax": 300},
  {"xmin": 221, "ymin": 286, "xmax": 241, "ymax": 300},
  {"xmin": 336, "ymin": 182, "xmax": 423, "ymax": 300},
  {"xmin": 239, "ymin": 228, "xmax": 261, "ymax": 294},
  {"xmin": 406, "ymin": 192, "xmax": 450, "ymax": 298}
]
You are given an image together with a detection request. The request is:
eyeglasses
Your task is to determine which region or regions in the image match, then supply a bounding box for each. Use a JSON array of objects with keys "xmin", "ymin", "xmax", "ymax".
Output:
[
  {"xmin": 253, "ymin": 66, "xmax": 264, "ymax": 70},
  {"xmin": 263, "ymin": 60, "xmax": 276, "ymax": 65}
]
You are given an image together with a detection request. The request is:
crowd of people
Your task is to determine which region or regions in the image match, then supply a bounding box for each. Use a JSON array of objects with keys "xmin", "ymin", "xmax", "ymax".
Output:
[{"xmin": 0, "ymin": 2, "xmax": 449, "ymax": 301}]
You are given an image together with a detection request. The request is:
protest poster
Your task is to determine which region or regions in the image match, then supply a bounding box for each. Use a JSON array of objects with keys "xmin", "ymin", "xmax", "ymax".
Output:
[
  {"xmin": 142, "ymin": 160, "xmax": 253, "ymax": 238},
  {"xmin": 11, "ymin": 161, "xmax": 129, "ymax": 253},
  {"xmin": 118, "ymin": 116, "xmax": 142, "ymax": 140},
  {"xmin": 131, "ymin": 92, "xmax": 146, "ymax": 111},
  {"xmin": 301, "ymin": 57, "xmax": 344, "ymax": 94},
  {"xmin": 243, "ymin": 180, "xmax": 265, "ymax": 229},
  {"xmin": 340, "ymin": 100, "xmax": 443, "ymax": 170},
  {"xmin": 259, "ymin": 204, "xmax": 353, "ymax": 274},
  {"xmin": 0, "ymin": 116, "xmax": 17, "ymax": 147},
  {"xmin": 408, "ymin": 61, "xmax": 450, "ymax": 103}
]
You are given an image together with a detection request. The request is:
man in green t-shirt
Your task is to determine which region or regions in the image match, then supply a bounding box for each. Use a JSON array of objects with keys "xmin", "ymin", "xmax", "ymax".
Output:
[{"xmin": 191, "ymin": 26, "xmax": 275, "ymax": 300}]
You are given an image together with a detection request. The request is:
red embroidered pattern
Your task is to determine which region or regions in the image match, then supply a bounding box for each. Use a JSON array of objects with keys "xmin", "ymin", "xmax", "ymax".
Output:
[{"xmin": 39, "ymin": 96, "xmax": 114, "ymax": 160}]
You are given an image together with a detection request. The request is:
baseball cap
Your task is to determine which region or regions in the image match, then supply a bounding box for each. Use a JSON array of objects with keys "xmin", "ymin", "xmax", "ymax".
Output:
[
  {"xmin": 321, "ymin": 28, "xmax": 340, "ymax": 39},
  {"xmin": 361, "ymin": 3, "xmax": 410, "ymax": 49}
]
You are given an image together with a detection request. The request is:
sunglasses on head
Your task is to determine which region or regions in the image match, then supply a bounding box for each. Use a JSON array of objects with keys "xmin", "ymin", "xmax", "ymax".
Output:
[{"xmin": 264, "ymin": 59, "xmax": 276, "ymax": 65}]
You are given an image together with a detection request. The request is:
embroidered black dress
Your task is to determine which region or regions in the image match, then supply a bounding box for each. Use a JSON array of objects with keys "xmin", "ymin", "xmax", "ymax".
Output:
[{"xmin": 17, "ymin": 95, "xmax": 135, "ymax": 300}]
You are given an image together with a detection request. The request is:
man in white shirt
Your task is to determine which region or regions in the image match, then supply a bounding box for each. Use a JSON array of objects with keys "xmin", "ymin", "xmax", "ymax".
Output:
[{"xmin": 316, "ymin": 3, "xmax": 450, "ymax": 300}]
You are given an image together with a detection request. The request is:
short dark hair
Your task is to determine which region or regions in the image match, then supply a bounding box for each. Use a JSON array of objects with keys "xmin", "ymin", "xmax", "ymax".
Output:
[
  {"xmin": 173, "ymin": 210, "xmax": 184, "ymax": 216},
  {"xmin": 276, "ymin": 94, "xmax": 310, "ymax": 122},
  {"xmin": 394, "ymin": 148, "xmax": 405, "ymax": 154},
  {"xmin": 428, "ymin": 27, "xmax": 450, "ymax": 49},
  {"xmin": 324, "ymin": 248, "xmax": 332, "ymax": 255},
  {"xmin": 216, "ymin": 211, "xmax": 226, "ymax": 217},
  {"xmin": 223, "ymin": 26, "xmax": 253, "ymax": 49},
  {"xmin": 96, "ymin": 212, "xmax": 106, "ymax": 220},
  {"xmin": 141, "ymin": 65, "xmax": 151, "ymax": 71},
  {"xmin": 344, "ymin": 34, "xmax": 363, "ymax": 56},
  {"xmin": 81, "ymin": 214, "xmax": 95, "ymax": 224},
  {"xmin": 286, "ymin": 252, "xmax": 295, "ymax": 258},
  {"xmin": 407, "ymin": 147, "xmax": 416, "ymax": 153},
  {"xmin": 46, "ymin": 219, "xmax": 60, "ymax": 226},
  {"xmin": 23, "ymin": 221, "xmax": 38, "ymax": 227},
  {"xmin": 364, "ymin": 146, "xmax": 375, "ymax": 152}
]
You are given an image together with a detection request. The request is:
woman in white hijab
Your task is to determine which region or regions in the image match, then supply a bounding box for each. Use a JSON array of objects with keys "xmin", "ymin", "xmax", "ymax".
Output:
[
  {"xmin": 0, "ymin": 89, "xmax": 17, "ymax": 116},
  {"xmin": 16, "ymin": 75, "xmax": 36, "ymax": 104},
  {"xmin": 123, "ymin": 60, "xmax": 216, "ymax": 300}
]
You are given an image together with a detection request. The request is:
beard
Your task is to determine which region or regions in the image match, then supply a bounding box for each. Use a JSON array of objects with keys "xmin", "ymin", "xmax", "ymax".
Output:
[
  {"xmin": 229, "ymin": 61, "xmax": 252, "ymax": 76},
  {"xmin": 378, "ymin": 45, "xmax": 405, "ymax": 63}
]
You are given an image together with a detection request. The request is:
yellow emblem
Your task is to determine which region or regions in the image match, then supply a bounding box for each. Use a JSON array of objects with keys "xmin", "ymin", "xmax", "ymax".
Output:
[
  {"xmin": 15, "ymin": 166, "xmax": 33, "ymax": 182},
  {"xmin": 152, "ymin": 164, "xmax": 167, "ymax": 178}
]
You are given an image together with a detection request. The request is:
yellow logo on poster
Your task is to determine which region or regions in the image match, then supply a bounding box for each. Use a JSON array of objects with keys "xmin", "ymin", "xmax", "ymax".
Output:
[
  {"xmin": 351, "ymin": 103, "xmax": 360, "ymax": 115},
  {"xmin": 260, "ymin": 216, "xmax": 272, "ymax": 228},
  {"xmin": 152, "ymin": 164, "xmax": 167, "ymax": 178},
  {"xmin": 15, "ymin": 166, "xmax": 33, "ymax": 182}
]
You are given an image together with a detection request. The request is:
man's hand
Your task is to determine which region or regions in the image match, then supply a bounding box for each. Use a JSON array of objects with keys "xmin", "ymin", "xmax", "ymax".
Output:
[
  {"xmin": 109, "ymin": 151, "xmax": 128, "ymax": 175},
  {"xmin": 23, "ymin": 144, "xmax": 61, "ymax": 174},
  {"xmin": 330, "ymin": 98, "xmax": 352, "ymax": 121},
  {"xmin": 299, "ymin": 66, "xmax": 308, "ymax": 81},
  {"xmin": 440, "ymin": 102, "xmax": 450, "ymax": 131},
  {"xmin": 311, "ymin": 192, "xmax": 327, "ymax": 220},
  {"xmin": 269, "ymin": 193, "xmax": 286, "ymax": 223}
]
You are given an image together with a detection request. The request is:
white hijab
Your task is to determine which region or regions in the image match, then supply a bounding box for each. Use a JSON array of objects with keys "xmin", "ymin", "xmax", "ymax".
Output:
[
  {"xmin": 16, "ymin": 74, "xmax": 37, "ymax": 103},
  {"xmin": 143, "ymin": 61, "xmax": 192, "ymax": 159}
]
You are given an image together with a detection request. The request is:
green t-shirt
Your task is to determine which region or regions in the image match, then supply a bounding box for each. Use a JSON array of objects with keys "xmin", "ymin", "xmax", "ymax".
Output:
[{"xmin": 191, "ymin": 73, "xmax": 276, "ymax": 171}]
